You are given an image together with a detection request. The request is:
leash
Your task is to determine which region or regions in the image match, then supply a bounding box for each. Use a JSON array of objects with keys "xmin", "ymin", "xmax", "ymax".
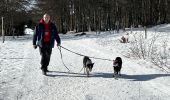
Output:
[
  {"xmin": 78, "ymin": 67, "xmax": 84, "ymax": 73},
  {"xmin": 58, "ymin": 46, "xmax": 84, "ymax": 73},
  {"xmin": 60, "ymin": 45, "xmax": 113, "ymax": 62},
  {"xmin": 58, "ymin": 45, "xmax": 112, "ymax": 73},
  {"xmin": 59, "ymin": 46, "xmax": 170, "ymax": 73},
  {"xmin": 58, "ymin": 46, "xmax": 71, "ymax": 72}
]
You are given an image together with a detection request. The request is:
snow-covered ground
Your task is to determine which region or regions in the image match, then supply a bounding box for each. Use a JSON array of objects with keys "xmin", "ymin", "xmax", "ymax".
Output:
[{"xmin": 0, "ymin": 25, "xmax": 170, "ymax": 100}]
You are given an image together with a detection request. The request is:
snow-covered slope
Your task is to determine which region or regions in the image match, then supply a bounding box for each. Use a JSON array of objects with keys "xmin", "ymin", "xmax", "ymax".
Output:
[{"xmin": 0, "ymin": 25, "xmax": 170, "ymax": 100}]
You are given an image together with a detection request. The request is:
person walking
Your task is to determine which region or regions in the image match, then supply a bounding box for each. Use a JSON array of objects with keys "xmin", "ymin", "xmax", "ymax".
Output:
[{"xmin": 33, "ymin": 13, "xmax": 61, "ymax": 75}]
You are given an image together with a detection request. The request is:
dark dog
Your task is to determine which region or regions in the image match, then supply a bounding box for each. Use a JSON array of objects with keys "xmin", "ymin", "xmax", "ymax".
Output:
[
  {"xmin": 113, "ymin": 57, "xmax": 122, "ymax": 77},
  {"xmin": 83, "ymin": 56, "xmax": 94, "ymax": 77}
]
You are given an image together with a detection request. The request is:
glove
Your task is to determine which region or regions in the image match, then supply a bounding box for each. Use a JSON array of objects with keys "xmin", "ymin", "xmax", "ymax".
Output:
[
  {"xmin": 57, "ymin": 43, "xmax": 61, "ymax": 46},
  {"xmin": 33, "ymin": 45, "xmax": 37, "ymax": 49}
]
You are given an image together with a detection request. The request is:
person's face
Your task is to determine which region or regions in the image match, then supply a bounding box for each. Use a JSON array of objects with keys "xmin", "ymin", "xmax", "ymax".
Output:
[{"xmin": 43, "ymin": 15, "xmax": 50, "ymax": 23}]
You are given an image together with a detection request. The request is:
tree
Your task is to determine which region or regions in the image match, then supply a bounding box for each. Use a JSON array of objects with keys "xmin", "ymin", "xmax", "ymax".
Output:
[
  {"xmin": 0, "ymin": 0, "xmax": 33, "ymax": 36},
  {"xmin": 25, "ymin": 0, "xmax": 170, "ymax": 33}
]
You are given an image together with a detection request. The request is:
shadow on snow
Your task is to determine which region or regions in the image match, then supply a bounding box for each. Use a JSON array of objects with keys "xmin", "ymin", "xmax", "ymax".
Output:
[{"xmin": 45, "ymin": 71, "xmax": 170, "ymax": 81}]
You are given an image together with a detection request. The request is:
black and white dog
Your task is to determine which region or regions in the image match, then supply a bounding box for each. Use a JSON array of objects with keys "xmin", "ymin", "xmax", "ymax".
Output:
[
  {"xmin": 83, "ymin": 56, "xmax": 94, "ymax": 77},
  {"xmin": 113, "ymin": 57, "xmax": 122, "ymax": 77}
]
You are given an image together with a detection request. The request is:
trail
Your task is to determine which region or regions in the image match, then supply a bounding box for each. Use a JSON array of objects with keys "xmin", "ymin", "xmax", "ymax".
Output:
[{"xmin": 0, "ymin": 33, "xmax": 170, "ymax": 100}]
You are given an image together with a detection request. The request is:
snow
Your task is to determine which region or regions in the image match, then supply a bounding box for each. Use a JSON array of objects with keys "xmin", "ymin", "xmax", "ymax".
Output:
[
  {"xmin": 24, "ymin": 28, "xmax": 34, "ymax": 35},
  {"xmin": 0, "ymin": 25, "xmax": 170, "ymax": 100}
]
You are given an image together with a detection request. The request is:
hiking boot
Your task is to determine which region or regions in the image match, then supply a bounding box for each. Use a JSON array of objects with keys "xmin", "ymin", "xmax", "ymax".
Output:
[{"xmin": 42, "ymin": 70, "xmax": 46, "ymax": 75}]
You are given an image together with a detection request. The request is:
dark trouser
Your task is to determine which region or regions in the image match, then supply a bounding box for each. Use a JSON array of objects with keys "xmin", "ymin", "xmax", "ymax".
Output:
[{"xmin": 39, "ymin": 44, "xmax": 52, "ymax": 72}]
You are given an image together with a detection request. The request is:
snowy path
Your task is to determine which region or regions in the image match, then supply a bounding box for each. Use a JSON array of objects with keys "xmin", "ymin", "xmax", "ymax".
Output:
[{"xmin": 0, "ymin": 33, "xmax": 170, "ymax": 100}]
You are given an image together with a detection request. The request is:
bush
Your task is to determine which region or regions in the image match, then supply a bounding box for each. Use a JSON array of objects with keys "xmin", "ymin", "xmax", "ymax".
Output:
[{"xmin": 129, "ymin": 31, "xmax": 170, "ymax": 71}]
